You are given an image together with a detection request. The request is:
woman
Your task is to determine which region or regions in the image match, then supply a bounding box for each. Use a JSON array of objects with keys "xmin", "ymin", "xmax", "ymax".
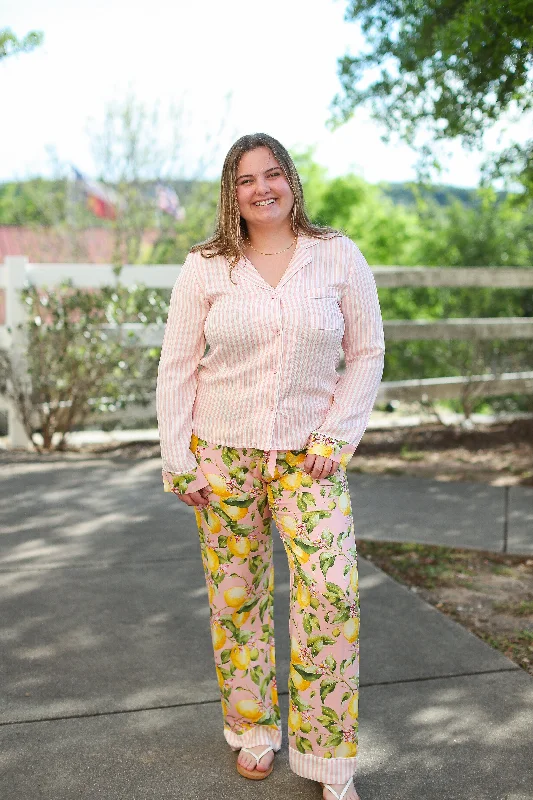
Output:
[{"xmin": 156, "ymin": 133, "xmax": 385, "ymax": 800}]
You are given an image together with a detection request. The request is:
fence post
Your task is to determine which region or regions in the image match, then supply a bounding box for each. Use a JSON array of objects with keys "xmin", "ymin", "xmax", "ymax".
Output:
[{"xmin": 5, "ymin": 256, "xmax": 32, "ymax": 449}]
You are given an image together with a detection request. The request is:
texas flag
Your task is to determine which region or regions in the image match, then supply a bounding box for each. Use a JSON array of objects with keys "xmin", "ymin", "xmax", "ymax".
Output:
[{"xmin": 72, "ymin": 166, "xmax": 119, "ymax": 221}]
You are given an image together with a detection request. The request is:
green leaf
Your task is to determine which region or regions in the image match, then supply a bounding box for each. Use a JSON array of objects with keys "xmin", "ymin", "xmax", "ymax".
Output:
[
  {"xmin": 324, "ymin": 732, "xmax": 343, "ymax": 747},
  {"xmin": 332, "ymin": 607, "xmax": 351, "ymax": 623},
  {"xmin": 303, "ymin": 613, "xmax": 313, "ymax": 635},
  {"xmin": 223, "ymin": 496, "xmax": 254, "ymax": 508},
  {"xmin": 321, "ymin": 706, "xmax": 339, "ymax": 721},
  {"xmin": 220, "ymin": 649, "xmax": 231, "ymax": 663},
  {"xmin": 324, "ymin": 655, "xmax": 337, "ymax": 671},
  {"xmin": 238, "ymin": 596, "xmax": 260, "ymax": 614},
  {"xmin": 234, "ymin": 629, "xmax": 253, "ymax": 645},
  {"xmin": 293, "ymin": 663, "xmax": 322, "ymax": 681},
  {"xmin": 296, "ymin": 736, "xmax": 314, "ymax": 753},
  {"xmin": 296, "ymin": 494, "xmax": 308, "ymax": 513},
  {"xmin": 319, "ymin": 553, "xmax": 336, "ymax": 577},
  {"xmin": 320, "ymin": 678, "xmax": 337, "ymax": 703},
  {"xmin": 293, "ymin": 538, "xmax": 321, "ymax": 554}
]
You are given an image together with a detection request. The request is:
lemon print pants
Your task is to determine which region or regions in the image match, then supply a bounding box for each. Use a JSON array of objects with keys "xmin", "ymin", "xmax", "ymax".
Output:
[{"xmin": 190, "ymin": 434, "xmax": 360, "ymax": 784}]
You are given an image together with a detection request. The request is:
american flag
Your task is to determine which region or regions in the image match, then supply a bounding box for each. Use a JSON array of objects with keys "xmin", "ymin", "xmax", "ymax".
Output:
[{"xmin": 156, "ymin": 183, "xmax": 186, "ymax": 221}]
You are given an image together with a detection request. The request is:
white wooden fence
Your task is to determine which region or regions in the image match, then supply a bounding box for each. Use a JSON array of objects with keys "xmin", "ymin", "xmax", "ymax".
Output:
[{"xmin": 1, "ymin": 256, "xmax": 532, "ymax": 448}]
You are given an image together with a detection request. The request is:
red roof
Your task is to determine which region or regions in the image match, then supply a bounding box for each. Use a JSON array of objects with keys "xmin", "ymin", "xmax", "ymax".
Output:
[
  {"xmin": 0, "ymin": 225, "xmax": 159, "ymax": 263},
  {"xmin": 0, "ymin": 226, "xmax": 161, "ymax": 325}
]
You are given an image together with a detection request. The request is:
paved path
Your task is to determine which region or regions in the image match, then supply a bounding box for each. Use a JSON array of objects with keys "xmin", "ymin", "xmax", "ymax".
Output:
[{"xmin": 1, "ymin": 456, "xmax": 532, "ymax": 799}]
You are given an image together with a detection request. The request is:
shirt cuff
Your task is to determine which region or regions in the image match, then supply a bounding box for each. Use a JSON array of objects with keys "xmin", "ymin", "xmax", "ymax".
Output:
[
  {"xmin": 162, "ymin": 467, "xmax": 211, "ymax": 495},
  {"xmin": 305, "ymin": 431, "xmax": 356, "ymax": 468}
]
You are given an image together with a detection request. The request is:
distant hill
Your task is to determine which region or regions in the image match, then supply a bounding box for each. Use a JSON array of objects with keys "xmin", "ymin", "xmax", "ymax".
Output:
[{"xmin": 377, "ymin": 180, "xmax": 508, "ymax": 208}]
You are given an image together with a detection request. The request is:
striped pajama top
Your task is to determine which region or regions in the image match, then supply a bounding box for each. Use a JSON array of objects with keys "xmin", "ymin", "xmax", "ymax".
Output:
[{"xmin": 156, "ymin": 231, "xmax": 385, "ymax": 494}]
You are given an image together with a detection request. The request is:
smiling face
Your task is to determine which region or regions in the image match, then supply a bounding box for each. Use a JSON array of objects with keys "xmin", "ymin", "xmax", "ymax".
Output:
[{"xmin": 235, "ymin": 146, "xmax": 295, "ymax": 233}]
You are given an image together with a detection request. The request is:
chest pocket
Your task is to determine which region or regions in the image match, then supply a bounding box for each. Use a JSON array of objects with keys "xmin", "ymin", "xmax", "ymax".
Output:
[{"xmin": 301, "ymin": 292, "xmax": 344, "ymax": 331}]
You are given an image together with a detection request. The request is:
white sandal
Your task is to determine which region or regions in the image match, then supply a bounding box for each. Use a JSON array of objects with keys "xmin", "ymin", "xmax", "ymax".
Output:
[
  {"xmin": 321, "ymin": 775, "xmax": 357, "ymax": 800},
  {"xmin": 236, "ymin": 745, "xmax": 275, "ymax": 780}
]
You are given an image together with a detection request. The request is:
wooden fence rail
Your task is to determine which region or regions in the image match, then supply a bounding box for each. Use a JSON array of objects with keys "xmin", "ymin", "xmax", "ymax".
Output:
[{"xmin": 1, "ymin": 257, "xmax": 531, "ymax": 447}]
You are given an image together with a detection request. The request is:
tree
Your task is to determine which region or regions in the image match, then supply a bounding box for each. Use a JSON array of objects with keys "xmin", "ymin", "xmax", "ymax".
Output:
[
  {"xmin": 88, "ymin": 90, "xmax": 234, "ymax": 267},
  {"xmin": 0, "ymin": 28, "xmax": 43, "ymax": 61},
  {"xmin": 330, "ymin": 0, "xmax": 533, "ymax": 189}
]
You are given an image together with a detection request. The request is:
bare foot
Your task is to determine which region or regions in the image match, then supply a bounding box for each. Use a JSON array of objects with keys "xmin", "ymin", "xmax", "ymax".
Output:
[
  {"xmin": 322, "ymin": 779, "xmax": 360, "ymax": 800},
  {"xmin": 237, "ymin": 744, "xmax": 275, "ymax": 774}
]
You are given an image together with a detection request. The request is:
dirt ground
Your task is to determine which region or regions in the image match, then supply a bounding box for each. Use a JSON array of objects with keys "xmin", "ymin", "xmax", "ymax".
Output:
[
  {"xmin": 349, "ymin": 416, "xmax": 533, "ymax": 486},
  {"xmin": 357, "ymin": 540, "xmax": 533, "ymax": 677}
]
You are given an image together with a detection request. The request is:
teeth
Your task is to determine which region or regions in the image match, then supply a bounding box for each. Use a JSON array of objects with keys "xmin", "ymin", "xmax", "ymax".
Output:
[{"xmin": 255, "ymin": 199, "xmax": 275, "ymax": 206}]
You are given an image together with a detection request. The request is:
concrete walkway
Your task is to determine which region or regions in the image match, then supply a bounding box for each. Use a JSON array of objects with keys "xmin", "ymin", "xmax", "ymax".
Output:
[{"xmin": 1, "ymin": 455, "xmax": 532, "ymax": 799}]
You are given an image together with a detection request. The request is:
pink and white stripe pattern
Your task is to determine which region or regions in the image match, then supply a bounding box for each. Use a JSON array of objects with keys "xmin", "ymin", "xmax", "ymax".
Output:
[{"xmin": 156, "ymin": 232, "xmax": 385, "ymax": 490}]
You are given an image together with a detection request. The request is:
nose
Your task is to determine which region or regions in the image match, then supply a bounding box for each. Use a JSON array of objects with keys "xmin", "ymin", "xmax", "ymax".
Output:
[{"xmin": 256, "ymin": 174, "xmax": 271, "ymax": 194}]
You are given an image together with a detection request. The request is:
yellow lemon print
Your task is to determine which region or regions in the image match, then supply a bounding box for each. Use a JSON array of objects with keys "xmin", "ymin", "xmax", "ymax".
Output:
[
  {"xmin": 340, "ymin": 452, "xmax": 351, "ymax": 468},
  {"xmin": 190, "ymin": 433, "xmax": 199, "ymax": 453},
  {"xmin": 205, "ymin": 547, "xmax": 219, "ymax": 573},
  {"xmin": 268, "ymin": 569, "xmax": 275, "ymax": 592},
  {"xmin": 271, "ymin": 684, "xmax": 278, "ymax": 705},
  {"xmin": 286, "ymin": 551, "xmax": 295, "ymax": 572},
  {"xmin": 211, "ymin": 623, "xmax": 226, "ymax": 650},
  {"xmin": 347, "ymin": 693, "xmax": 358, "ymax": 719},
  {"xmin": 205, "ymin": 473, "xmax": 232, "ymax": 499},
  {"xmin": 338, "ymin": 492, "xmax": 352, "ymax": 516},
  {"xmin": 343, "ymin": 617, "xmax": 359, "ymax": 643},
  {"xmin": 297, "ymin": 582, "xmax": 311, "ymax": 608},
  {"xmin": 290, "ymin": 666, "xmax": 310, "ymax": 692},
  {"xmin": 215, "ymin": 665, "xmax": 225, "ymax": 689},
  {"xmin": 310, "ymin": 442, "xmax": 333, "ymax": 458},
  {"xmin": 270, "ymin": 644, "xmax": 276, "ymax": 665},
  {"xmin": 292, "ymin": 543, "xmax": 310, "ymax": 563},
  {"xmin": 206, "ymin": 508, "xmax": 222, "ymax": 533},
  {"xmin": 285, "ymin": 451, "xmax": 306, "ymax": 467},
  {"xmin": 227, "ymin": 535, "xmax": 251, "ymax": 558},
  {"xmin": 220, "ymin": 500, "xmax": 248, "ymax": 522},
  {"xmin": 290, "ymin": 636, "xmax": 304, "ymax": 664},
  {"xmin": 235, "ymin": 699, "xmax": 263, "ymax": 722},
  {"xmin": 288, "ymin": 708, "xmax": 302, "ymax": 731},
  {"xmin": 223, "ymin": 585, "xmax": 248, "ymax": 608},
  {"xmin": 230, "ymin": 644, "xmax": 251, "ymax": 670},
  {"xmin": 279, "ymin": 515, "xmax": 298, "ymax": 538},
  {"xmin": 279, "ymin": 471, "xmax": 302, "ymax": 492},
  {"xmin": 334, "ymin": 741, "xmax": 357, "ymax": 758},
  {"xmin": 231, "ymin": 609, "xmax": 250, "ymax": 628},
  {"xmin": 349, "ymin": 564, "xmax": 359, "ymax": 593},
  {"xmin": 208, "ymin": 583, "xmax": 215, "ymax": 604},
  {"xmin": 194, "ymin": 508, "xmax": 202, "ymax": 527}
]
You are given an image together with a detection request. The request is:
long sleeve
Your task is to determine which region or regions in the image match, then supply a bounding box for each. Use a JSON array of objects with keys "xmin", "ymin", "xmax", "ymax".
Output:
[
  {"xmin": 156, "ymin": 252, "xmax": 211, "ymax": 494},
  {"xmin": 305, "ymin": 239, "xmax": 385, "ymax": 467}
]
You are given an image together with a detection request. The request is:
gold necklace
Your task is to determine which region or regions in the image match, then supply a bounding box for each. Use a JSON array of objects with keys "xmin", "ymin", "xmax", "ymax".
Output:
[{"xmin": 245, "ymin": 234, "xmax": 297, "ymax": 256}]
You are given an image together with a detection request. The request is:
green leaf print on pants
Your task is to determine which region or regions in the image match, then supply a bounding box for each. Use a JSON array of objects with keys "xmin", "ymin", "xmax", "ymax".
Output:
[{"xmin": 189, "ymin": 434, "xmax": 360, "ymax": 780}]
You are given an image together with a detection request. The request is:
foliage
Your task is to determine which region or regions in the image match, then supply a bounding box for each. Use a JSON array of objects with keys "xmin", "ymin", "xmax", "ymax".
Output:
[
  {"xmin": 331, "ymin": 0, "xmax": 533, "ymax": 190},
  {"xmin": 1, "ymin": 282, "xmax": 170, "ymax": 451},
  {"xmin": 0, "ymin": 28, "xmax": 43, "ymax": 61}
]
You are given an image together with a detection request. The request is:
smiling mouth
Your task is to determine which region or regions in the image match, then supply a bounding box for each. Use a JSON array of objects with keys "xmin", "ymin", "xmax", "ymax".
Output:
[{"xmin": 254, "ymin": 199, "xmax": 276, "ymax": 206}]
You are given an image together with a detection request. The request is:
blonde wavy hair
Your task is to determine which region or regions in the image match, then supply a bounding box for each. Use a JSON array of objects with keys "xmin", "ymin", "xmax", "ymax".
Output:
[{"xmin": 190, "ymin": 133, "xmax": 342, "ymax": 284}]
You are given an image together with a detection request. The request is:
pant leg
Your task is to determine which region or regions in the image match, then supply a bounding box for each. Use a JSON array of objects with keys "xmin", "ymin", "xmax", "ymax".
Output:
[
  {"xmin": 265, "ymin": 448, "xmax": 360, "ymax": 784},
  {"xmin": 190, "ymin": 435, "xmax": 282, "ymax": 752}
]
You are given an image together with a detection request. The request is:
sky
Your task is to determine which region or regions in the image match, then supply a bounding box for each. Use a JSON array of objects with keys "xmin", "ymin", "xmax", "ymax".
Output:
[{"xmin": 2, "ymin": 0, "xmax": 531, "ymax": 189}]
